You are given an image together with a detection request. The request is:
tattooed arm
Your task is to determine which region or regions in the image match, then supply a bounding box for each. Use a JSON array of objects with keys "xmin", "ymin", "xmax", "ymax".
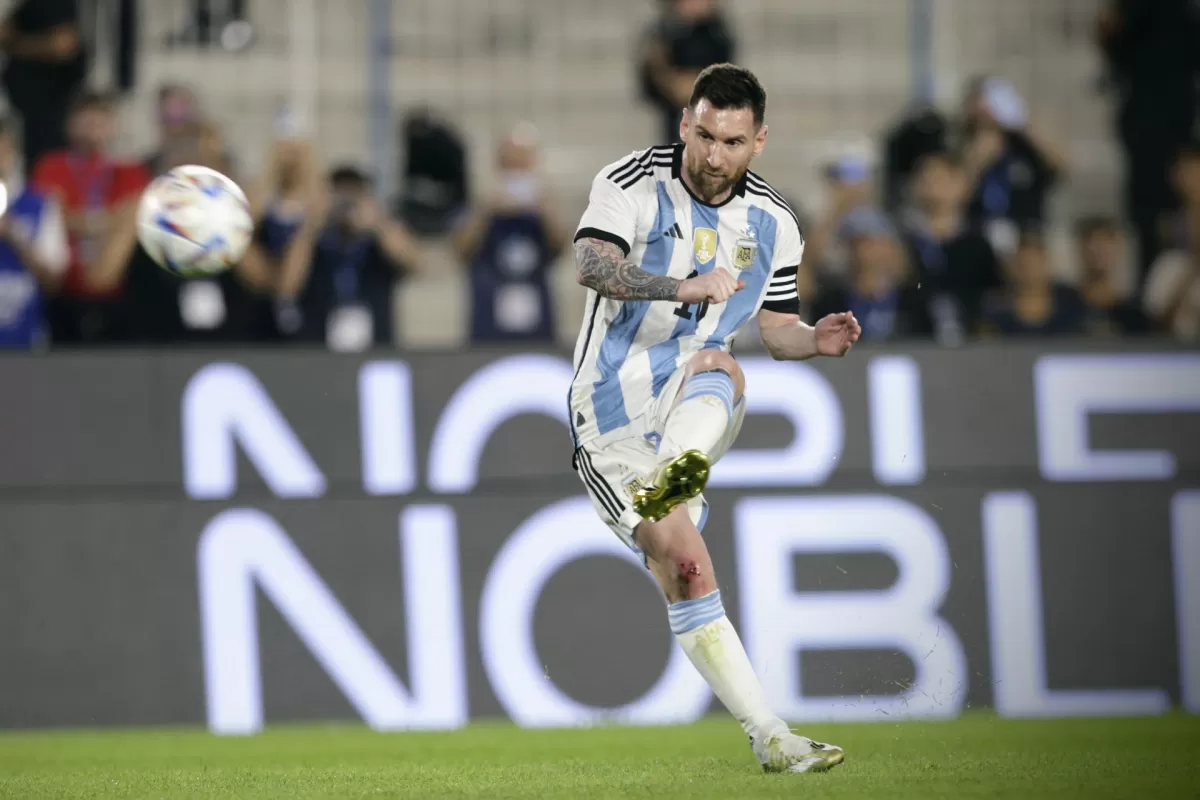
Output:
[{"xmin": 573, "ymin": 237, "xmax": 681, "ymax": 301}]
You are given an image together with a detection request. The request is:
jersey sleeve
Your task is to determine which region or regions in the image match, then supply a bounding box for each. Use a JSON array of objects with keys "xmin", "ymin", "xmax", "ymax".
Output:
[
  {"xmin": 761, "ymin": 216, "xmax": 805, "ymax": 316},
  {"xmin": 574, "ymin": 168, "xmax": 640, "ymax": 257}
]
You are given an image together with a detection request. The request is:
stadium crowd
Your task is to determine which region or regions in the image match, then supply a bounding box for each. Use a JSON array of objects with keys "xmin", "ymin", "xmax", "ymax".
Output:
[{"xmin": 0, "ymin": 0, "xmax": 1197, "ymax": 351}]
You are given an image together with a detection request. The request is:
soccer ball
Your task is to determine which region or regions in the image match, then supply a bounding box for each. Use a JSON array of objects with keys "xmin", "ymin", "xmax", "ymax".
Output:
[{"xmin": 136, "ymin": 164, "xmax": 253, "ymax": 277}]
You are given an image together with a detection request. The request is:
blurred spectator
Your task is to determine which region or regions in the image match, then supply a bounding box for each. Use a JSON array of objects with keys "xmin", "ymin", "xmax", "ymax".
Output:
[
  {"xmin": 1096, "ymin": 0, "xmax": 1200, "ymax": 279},
  {"xmin": 0, "ymin": 118, "xmax": 69, "ymax": 348},
  {"xmin": 882, "ymin": 106, "xmax": 950, "ymax": 215},
  {"xmin": 452, "ymin": 125, "xmax": 567, "ymax": 344},
  {"xmin": 0, "ymin": 0, "xmax": 86, "ymax": 177},
  {"xmin": 1162, "ymin": 142, "xmax": 1200, "ymax": 254},
  {"xmin": 280, "ymin": 165, "xmax": 420, "ymax": 351},
  {"xmin": 961, "ymin": 77, "xmax": 1068, "ymax": 258},
  {"xmin": 143, "ymin": 84, "xmax": 202, "ymax": 177},
  {"xmin": 395, "ymin": 108, "xmax": 469, "ymax": 237},
  {"xmin": 639, "ymin": 0, "xmax": 737, "ymax": 145},
  {"xmin": 168, "ymin": 0, "xmax": 253, "ymax": 51},
  {"xmin": 1075, "ymin": 216, "xmax": 1148, "ymax": 336},
  {"xmin": 30, "ymin": 90, "xmax": 150, "ymax": 344},
  {"xmin": 811, "ymin": 207, "xmax": 931, "ymax": 342},
  {"xmin": 900, "ymin": 151, "xmax": 1002, "ymax": 342},
  {"xmin": 981, "ymin": 231, "xmax": 1086, "ymax": 338},
  {"xmin": 1143, "ymin": 226, "xmax": 1200, "ymax": 343},
  {"xmin": 240, "ymin": 122, "xmax": 323, "ymax": 341},
  {"xmin": 115, "ymin": 118, "xmax": 259, "ymax": 344},
  {"xmin": 801, "ymin": 156, "xmax": 874, "ymax": 276}
]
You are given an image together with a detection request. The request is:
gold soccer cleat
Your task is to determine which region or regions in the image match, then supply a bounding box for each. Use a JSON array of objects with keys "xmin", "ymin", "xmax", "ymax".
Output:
[
  {"xmin": 632, "ymin": 449, "xmax": 711, "ymax": 522},
  {"xmin": 753, "ymin": 731, "xmax": 846, "ymax": 774}
]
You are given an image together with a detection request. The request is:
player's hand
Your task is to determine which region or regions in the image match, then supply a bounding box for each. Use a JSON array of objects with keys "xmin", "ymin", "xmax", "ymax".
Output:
[
  {"xmin": 677, "ymin": 270, "xmax": 745, "ymax": 305},
  {"xmin": 814, "ymin": 311, "xmax": 861, "ymax": 357}
]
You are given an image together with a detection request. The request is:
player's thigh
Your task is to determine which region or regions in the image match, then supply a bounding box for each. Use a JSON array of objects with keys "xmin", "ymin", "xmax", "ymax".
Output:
[
  {"xmin": 574, "ymin": 437, "xmax": 713, "ymax": 559},
  {"xmin": 572, "ymin": 437, "xmax": 657, "ymax": 561}
]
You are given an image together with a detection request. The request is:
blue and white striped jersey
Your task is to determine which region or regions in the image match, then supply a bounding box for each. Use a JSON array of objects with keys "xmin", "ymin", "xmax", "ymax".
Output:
[{"xmin": 569, "ymin": 143, "xmax": 803, "ymax": 448}]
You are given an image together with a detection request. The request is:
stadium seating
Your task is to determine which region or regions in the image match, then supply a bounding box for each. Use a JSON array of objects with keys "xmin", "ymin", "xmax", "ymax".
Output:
[{"xmin": 128, "ymin": 0, "xmax": 1120, "ymax": 347}]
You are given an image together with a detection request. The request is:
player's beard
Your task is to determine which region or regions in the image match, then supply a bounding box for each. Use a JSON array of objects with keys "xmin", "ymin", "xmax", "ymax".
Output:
[{"xmin": 686, "ymin": 162, "xmax": 746, "ymax": 203}]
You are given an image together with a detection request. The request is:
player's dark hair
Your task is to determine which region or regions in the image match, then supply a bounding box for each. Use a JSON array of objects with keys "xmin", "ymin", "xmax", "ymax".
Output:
[{"xmin": 688, "ymin": 63, "xmax": 767, "ymax": 128}]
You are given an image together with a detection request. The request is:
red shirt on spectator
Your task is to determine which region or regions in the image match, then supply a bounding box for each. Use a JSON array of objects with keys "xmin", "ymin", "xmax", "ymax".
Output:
[{"xmin": 30, "ymin": 150, "xmax": 149, "ymax": 298}]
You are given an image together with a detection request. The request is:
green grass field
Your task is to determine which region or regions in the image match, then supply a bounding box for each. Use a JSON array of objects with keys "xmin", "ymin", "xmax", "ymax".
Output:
[{"xmin": 1, "ymin": 714, "xmax": 1197, "ymax": 799}]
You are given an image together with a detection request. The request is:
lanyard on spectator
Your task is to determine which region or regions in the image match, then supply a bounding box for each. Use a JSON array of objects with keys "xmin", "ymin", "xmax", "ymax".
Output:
[
  {"xmin": 333, "ymin": 235, "xmax": 371, "ymax": 306},
  {"xmin": 67, "ymin": 152, "xmax": 114, "ymax": 211},
  {"xmin": 67, "ymin": 153, "xmax": 115, "ymax": 267}
]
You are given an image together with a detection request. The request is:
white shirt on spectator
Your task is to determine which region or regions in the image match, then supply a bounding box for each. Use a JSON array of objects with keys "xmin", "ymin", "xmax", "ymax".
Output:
[{"xmin": 1144, "ymin": 250, "xmax": 1200, "ymax": 341}]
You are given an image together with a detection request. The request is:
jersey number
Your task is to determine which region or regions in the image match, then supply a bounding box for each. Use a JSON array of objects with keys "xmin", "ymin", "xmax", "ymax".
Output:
[{"xmin": 673, "ymin": 270, "xmax": 710, "ymax": 322}]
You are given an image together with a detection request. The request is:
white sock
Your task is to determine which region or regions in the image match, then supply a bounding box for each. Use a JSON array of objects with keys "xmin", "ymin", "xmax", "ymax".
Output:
[
  {"xmin": 669, "ymin": 590, "xmax": 784, "ymax": 741},
  {"xmin": 660, "ymin": 370, "xmax": 736, "ymax": 459}
]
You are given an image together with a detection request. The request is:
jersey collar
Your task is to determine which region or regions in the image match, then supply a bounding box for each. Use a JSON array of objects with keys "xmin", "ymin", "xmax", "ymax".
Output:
[{"xmin": 671, "ymin": 143, "xmax": 748, "ymax": 208}]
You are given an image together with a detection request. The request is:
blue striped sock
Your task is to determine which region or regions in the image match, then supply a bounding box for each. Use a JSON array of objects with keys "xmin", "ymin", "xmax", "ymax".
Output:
[
  {"xmin": 680, "ymin": 371, "xmax": 735, "ymax": 426},
  {"xmin": 667, "ymin": 590, "xmax": 725, "ymax": 634}
]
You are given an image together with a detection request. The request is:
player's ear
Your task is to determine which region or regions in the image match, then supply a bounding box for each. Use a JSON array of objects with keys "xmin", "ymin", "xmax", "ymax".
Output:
[
  {"xmin": 753, "ymin": 123, "xmax": 768, "ymax": 157},
  {"xmin": 679, "ymin": 106, "xmax": 691, "ymax": 140}
]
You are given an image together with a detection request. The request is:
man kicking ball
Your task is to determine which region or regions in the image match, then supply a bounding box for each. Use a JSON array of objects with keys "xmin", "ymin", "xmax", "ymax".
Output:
[{"xmin": 567, "ymin": 63, "xmax": 861, "ymax": 773}]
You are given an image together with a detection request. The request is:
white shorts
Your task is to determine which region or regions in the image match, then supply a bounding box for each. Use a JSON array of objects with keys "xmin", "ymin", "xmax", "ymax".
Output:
[{"xmin": 572, "ymin": 363, "xmax": 747, "ymax": 562}]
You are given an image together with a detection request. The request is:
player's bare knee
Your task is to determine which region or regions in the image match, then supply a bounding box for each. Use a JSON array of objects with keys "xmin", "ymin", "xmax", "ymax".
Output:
[{"xmin": 687, "ymin": 351, "xmax": 745, "ymax": 401}]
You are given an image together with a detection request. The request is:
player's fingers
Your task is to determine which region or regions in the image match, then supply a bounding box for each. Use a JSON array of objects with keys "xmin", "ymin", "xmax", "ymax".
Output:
[{"xmin": 735, "ymin": 280, "xmax": 746, "ymax": 291}]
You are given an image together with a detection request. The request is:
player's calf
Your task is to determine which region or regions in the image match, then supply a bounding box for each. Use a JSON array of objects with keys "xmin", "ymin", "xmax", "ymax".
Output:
[{"xmin": 637, "ymin": 506, "xmax": 717, "ymax": 601}]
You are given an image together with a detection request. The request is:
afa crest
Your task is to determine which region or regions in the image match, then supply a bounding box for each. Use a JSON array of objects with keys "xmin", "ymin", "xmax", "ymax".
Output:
[
  {"xmin": 733, "ymin": 226, "xmax": 758, "ymax": 270},
  {"xmin": 693, "ymin": 228, "xmax": 718, "ymax": 264}
]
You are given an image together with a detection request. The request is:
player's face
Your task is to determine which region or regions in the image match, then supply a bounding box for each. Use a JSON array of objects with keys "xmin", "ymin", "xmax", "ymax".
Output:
[{"xmin": 681, "ymin": 99, "xmax": 766, "ymax": 202}]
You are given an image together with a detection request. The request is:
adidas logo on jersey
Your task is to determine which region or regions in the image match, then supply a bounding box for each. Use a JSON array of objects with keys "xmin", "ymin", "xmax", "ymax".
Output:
[{"xmin": 663, "ymin": 223, "xmax": 684, "ymax": 239}]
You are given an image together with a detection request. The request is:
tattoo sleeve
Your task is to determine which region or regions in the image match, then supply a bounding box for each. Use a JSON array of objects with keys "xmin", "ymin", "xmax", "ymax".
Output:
[{"xmin": 574, "ymin": 238, "xmax": 680, "ymax": 302}]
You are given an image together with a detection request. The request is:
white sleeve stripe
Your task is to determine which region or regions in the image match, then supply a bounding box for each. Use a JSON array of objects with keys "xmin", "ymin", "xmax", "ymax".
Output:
[{"xmin": 766, "ymin": 290, "xmax": 798, "ymax": 300}]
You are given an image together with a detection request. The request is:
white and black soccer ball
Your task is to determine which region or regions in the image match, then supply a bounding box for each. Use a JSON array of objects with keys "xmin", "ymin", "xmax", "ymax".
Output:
[{"xmin": 136, "ymin": 164, "xmax": 253, "ymax": 277}]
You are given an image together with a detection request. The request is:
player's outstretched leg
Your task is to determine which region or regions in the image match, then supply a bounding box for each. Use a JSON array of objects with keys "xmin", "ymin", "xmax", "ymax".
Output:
[
  {"xmin": 634, "ymin": 508, "xmax": 845, "ymax": 774},
  {"xmin": 633, "ymin": 351, "xmax": 742, "ymax": 523}
]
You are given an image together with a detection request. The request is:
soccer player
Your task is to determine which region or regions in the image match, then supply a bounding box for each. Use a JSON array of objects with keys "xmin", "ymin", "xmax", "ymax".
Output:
[{"xmin": 568, "ymin": 63, "xmax": 861, "ymax": 773}]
